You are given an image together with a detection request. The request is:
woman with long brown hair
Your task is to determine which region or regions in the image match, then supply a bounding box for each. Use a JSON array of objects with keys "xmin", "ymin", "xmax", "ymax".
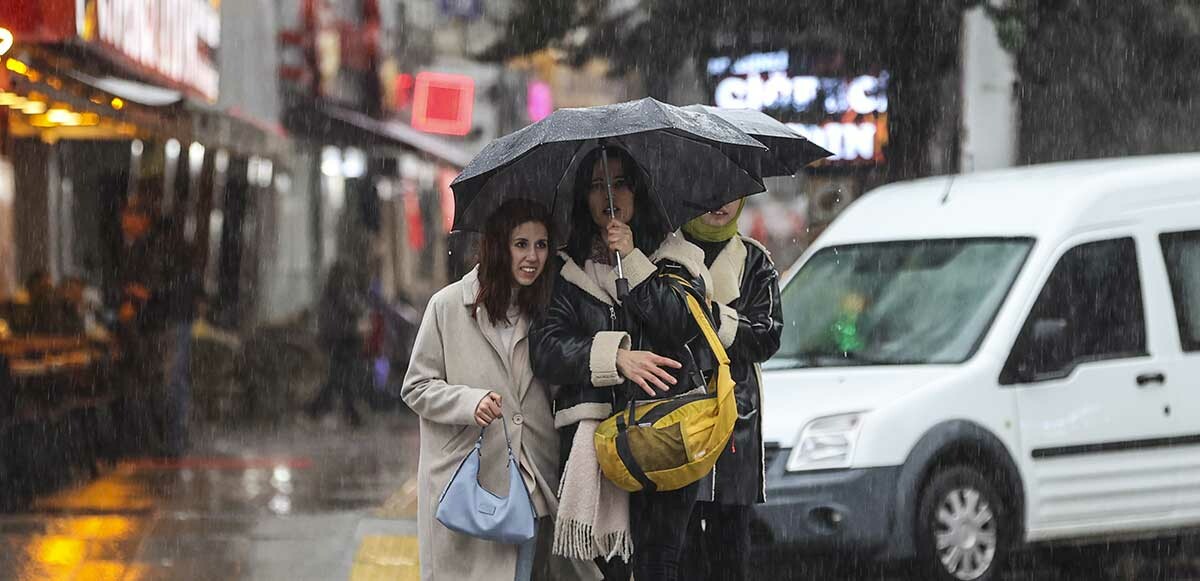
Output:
[{"xmin": 402, "ymin": 199, "xmax": 561, "ymax": 580}]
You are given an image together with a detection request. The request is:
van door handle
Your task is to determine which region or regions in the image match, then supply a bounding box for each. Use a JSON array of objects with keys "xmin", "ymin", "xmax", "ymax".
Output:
[{"xmin": 1136, "ymin": 372, "xmax": 1166, "ymax": 387}]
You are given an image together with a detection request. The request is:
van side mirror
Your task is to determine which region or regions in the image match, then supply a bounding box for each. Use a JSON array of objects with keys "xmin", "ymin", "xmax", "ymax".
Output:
[{"xmin": 1014, "ymin": 318, "xmax": 1069, "ymax": 383}]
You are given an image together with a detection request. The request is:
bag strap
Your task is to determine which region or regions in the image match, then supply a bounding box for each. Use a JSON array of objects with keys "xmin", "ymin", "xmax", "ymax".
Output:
[
  {"xmin": 475, "ymin": 415, "xmax": 516, "ymax": 461},
  {"xmin": 614, "ymin": 402, "xmax": 657, "ymax": 493},
  {"xmin": 661, "ymin": 273, "xmax": 731, "ymax": 366}
]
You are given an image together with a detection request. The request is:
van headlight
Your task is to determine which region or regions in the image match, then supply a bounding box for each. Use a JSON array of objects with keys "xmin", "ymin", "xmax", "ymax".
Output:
[{"xmin": 785, "ymin": 412, "xmax": 866, "ymax": 472}]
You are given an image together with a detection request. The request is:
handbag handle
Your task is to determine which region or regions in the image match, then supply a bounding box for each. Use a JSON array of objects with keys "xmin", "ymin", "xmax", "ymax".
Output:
[{"xmin": 474, "ymin": 414, "xmax": 516, "ymax": 460}]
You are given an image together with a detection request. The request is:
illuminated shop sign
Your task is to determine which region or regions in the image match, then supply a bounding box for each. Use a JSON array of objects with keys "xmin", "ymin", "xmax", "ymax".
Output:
[
  {"xmin": 706, "ymin": 50, "xmax": 888, "ymax": 164},
  {"xmin": 86, "ymin": 0, "xmax": 221, "ymax": 101}
]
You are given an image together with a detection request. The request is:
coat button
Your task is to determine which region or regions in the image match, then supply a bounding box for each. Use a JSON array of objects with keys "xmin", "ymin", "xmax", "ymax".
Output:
[{"xmin": 512, "ymin": 413, "xmax": 524, "ymax": 426}]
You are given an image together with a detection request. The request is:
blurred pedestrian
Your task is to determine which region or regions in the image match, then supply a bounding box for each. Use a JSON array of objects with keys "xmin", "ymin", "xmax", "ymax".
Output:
[
  {"xmin": 305, "ymin": 261, "xmax": 368, "ymax": 428},
  {"xmin": 116, "ymin": 184, "xmax": 199, "ymax": 457},
  {"xmin": 679, "ymin": 198, "xmax": 783, "ymax": 581},
  {"xmin": 402, "ymin": 200, "xmax": 561, "ymax": 581},
  {"xmin": 529, "ymin": 147, "xmax": 717, "ymax": 581}
]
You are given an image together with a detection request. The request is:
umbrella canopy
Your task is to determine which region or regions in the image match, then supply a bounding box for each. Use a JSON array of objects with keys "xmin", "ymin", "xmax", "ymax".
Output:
[
  {"xmin": 450, "ymin": 97, "xmax": 769, "ymax": 234},
  {"xmin": 683, "ymin": 105, "xmax": 833, "ymax": 177}
]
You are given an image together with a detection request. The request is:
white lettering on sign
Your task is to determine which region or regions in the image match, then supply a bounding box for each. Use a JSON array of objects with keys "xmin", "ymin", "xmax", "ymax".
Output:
[
  {"xmin": 714, "ymin": 73, "xmax": 888, "ymax": 116},
  {"xmin": 95, "ymin": 0, "xmax": 220, "ymax": 101},
  {"xmin": 789, "ymin": 122, "xmax": 878, "ymax": 162}
]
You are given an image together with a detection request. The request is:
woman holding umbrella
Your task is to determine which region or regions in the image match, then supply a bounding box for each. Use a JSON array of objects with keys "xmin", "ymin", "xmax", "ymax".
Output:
[
  {"xmin": 402, "ymin": 200, "xmax": 561, "ymax": 581},
  {"xmin": 530, "ymin": 146, "xmax": 718, "ymax": 581}
]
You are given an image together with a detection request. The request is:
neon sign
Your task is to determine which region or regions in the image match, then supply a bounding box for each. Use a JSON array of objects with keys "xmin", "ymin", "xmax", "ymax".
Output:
[{"xmin": 706, "ymin": 51, "xmax": 888, "ymax": 164}]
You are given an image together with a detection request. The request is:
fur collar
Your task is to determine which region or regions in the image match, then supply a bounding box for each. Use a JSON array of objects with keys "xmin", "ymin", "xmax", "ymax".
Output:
[
  {"xmin": 557, "ymin": 231, "xmax": 713, "ymax": 304},
  {"xmin": 708, "ymin": 236, "xmax": 747, "ymax": 305}
]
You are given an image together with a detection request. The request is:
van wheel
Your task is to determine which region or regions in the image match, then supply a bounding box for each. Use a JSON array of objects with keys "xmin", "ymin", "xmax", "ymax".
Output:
[{"xmin": 915, "ymin": 466, "xmax": 1011, "ymax": 581}]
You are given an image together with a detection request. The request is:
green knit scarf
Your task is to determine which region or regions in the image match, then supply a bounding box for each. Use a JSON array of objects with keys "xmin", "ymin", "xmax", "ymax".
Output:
[{"xmin": 682, "ymin": 199, "xmax": 746, "ymax": 243}]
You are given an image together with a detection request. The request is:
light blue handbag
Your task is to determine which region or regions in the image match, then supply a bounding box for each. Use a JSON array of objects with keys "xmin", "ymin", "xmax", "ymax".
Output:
[{"xmin": 436, "ymin": 416, "xmax": 536, "ymax": 544}]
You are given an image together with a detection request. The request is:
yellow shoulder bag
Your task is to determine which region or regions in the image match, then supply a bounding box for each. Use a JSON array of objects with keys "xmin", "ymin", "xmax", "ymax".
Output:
[{"xmin": 594, "ymin": 279, "xmax": 737, "ymax": 492}]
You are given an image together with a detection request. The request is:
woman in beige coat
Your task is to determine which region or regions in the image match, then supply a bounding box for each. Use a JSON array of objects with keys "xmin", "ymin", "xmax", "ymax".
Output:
[{"xmin": 402, "ymin": 200, "xmax": 561, "ymax": 581}]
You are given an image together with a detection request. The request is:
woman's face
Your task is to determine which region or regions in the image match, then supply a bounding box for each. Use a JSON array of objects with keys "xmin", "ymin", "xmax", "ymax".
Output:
[
  {"xmin": 586, "ymin": 157, "xmax": 635, "ymax": 228},
  {"xmin": 509, "ymin": 221, "xmax": 550, "ymax": 287},
  {"xmin": 697, "ymin": 199, "xmax": 742, "ymax": 228}
]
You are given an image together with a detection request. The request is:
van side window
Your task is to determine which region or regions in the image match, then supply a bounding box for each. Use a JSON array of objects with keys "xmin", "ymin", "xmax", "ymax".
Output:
[
  {"xmin": 1001, "ymin": 238, "xmax": 1147, "ymax": 384},
  {"xmin": 1160, "ymin": 230, "xmax": 1200, "ymax": 352}
]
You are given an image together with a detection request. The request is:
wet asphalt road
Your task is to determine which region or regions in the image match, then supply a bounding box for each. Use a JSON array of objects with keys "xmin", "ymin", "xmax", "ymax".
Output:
[{"xmin": 3, "ymin": 410, "xmax": 1200, "ymax": 580}]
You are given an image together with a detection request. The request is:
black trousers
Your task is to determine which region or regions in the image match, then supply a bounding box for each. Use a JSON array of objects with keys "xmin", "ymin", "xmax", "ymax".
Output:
[
  {"xmin": 681, "ymin": 502, "xmax": 753, "ymax": 581},
  {"xmin": 630, "ymin": 482, "xmax": 701, "ymax": 581}
]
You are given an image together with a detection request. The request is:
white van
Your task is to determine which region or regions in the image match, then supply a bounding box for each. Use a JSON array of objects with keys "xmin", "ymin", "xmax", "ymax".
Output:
[{"xmin": 755, "ymin": 154, "xmax": 1200, "ymax": 581}]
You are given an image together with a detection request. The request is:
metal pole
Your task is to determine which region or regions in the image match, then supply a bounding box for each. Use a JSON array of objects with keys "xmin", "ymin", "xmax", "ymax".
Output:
[{"xmin": 599, "ymin": 145, "xmax": 630, "ymax": 299}]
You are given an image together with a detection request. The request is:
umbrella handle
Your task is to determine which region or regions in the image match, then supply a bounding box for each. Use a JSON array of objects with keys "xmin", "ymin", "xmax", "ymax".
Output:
[{"xmin": 600, "ymin": 145, "xmax": 631, "ymax": 301}]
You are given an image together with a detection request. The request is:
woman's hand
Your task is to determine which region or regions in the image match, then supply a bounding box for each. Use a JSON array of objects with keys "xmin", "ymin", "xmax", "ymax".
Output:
[
  {"xmin": 474, "ymin": 392, "xmax": 503, "ymax": 427},
  {"xmin": 606, "ymin": 220, "xmax": 635, "ymax": 258},
  {"xmin": 616, "ymin": 349, "xmax": 682, "ymax": 397}
]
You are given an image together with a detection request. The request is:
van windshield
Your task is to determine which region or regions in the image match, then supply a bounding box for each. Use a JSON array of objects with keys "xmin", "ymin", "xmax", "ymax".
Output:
[{"xmin": 768, "ymin": 238, "xmax": 1034, "ymax": 369}]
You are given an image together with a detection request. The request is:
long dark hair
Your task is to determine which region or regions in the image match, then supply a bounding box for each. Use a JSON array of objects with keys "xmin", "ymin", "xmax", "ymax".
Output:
[
  {"xmin": 472, "ymin": 199, "xmax": 556, "ymax": 325},
  {"xmin": 565, "ymin": 146, "xmax": 667, "ymax": 265}
]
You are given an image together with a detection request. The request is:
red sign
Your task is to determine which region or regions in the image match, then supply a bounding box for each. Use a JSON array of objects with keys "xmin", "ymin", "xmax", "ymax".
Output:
[
  {"xmin": 0, "ymin": 0, "xmax": 77, "ymax": 42},
  {"xmin": 0, "ymin": 0, "xmax": 221, "ymax": 101},
  {"xmin": 411, "ymin": 72, "xmax": 474, "ymax": 136}
]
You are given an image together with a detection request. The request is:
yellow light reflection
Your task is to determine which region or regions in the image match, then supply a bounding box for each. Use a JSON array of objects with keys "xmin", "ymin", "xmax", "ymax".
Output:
[
  {"xmin": 110, "ymin": 97, "xmax": 124, "ymax": 110},
  {"xmin": 0, "ymin": 92, "xmax": 24, "ymax": 107},
  {"xmin": 22, "ymin": 100, "xmax": 47, "ymax": 114},
  {"xmin": 36, "ymin": 474, "xmax": 155, "ymax": 513},
  {"xmin": 59, "ymin": 515, "xmax": 136, "ymax": 541},
  {"xmin": 46, "ymin": 107, "xmax": 73, "ymax": 123},
  {"xmin": 5, "ymin": 57, "xmax": 27, "ymax": 75},
  {"xmin": 29, "ymin": 535, "xmax": 87, "ymax": 567},
  {"xmin": 76, "ymin": 561, "xmax": 126, "ymax": 581}
]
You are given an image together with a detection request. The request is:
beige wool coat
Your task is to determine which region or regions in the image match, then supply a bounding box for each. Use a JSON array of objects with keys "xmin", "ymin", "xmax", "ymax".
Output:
[{"xmin": 401, "ymin": 268, "xmax": 560, "ymax": 581}]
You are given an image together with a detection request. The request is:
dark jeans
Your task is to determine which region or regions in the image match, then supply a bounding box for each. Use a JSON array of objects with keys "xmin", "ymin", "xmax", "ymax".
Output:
[
  {"xmin": 681, "ymin": 502, "xmax": 752, "ymax": 581},
  {"xmin": 630, "ymin": 482, "xmax": 700, "ymax": 581},
  {"xmin": 306, "ymin": 344, "xmax": 365, "ymax": 425}
]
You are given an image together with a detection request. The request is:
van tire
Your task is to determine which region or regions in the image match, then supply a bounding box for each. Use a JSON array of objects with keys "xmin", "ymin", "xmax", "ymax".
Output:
[{"xmin": 914, "ymin": 466, "xmax": 1012, "ymax": 581}]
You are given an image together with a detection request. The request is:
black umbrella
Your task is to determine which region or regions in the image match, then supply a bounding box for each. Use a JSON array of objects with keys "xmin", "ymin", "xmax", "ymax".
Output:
[
  {"xmin": 450, "ymin": 97, "xmax": 768, "ymax": 236},
  {"xmin": 683, "ymin": 105, "xmax": 833, "ymax": 177},
  {"xmin": 451, "ymin": 97, "xmax": 769, "ymax": 297}
]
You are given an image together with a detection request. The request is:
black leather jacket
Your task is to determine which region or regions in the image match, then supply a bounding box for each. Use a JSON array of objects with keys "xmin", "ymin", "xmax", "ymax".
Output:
[
  {"xmin": 530, "ymin": 235, "xmax": 718, "ymax": 435},
  {"xmin": 694, "ymin": 234, "xmax": 783, "ymax": 505}
]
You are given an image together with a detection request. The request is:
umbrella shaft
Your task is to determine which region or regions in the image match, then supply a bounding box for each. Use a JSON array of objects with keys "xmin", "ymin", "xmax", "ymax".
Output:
[{"xmin": 600, "ymin": 146, "xmax": 625, "ymax": 279}]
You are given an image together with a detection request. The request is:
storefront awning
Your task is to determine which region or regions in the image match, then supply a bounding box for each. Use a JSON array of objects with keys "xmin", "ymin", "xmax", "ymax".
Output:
[
  {"xmin": 66, "ymin": 71, "xmax": 185, "ymax": 107},
  {"xmin": 6, "ymin": 55, "xmax": 288, "ymax": 159},
  {"xmin": 285, "ymin": 102, "xmax": 474, "ymax": 168}
]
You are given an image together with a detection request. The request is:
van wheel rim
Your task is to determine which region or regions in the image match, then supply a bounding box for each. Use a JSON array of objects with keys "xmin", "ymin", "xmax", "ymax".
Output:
[{"xmin": 934, "ymin": 487, "xmax": 997, "ymax": 580}]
